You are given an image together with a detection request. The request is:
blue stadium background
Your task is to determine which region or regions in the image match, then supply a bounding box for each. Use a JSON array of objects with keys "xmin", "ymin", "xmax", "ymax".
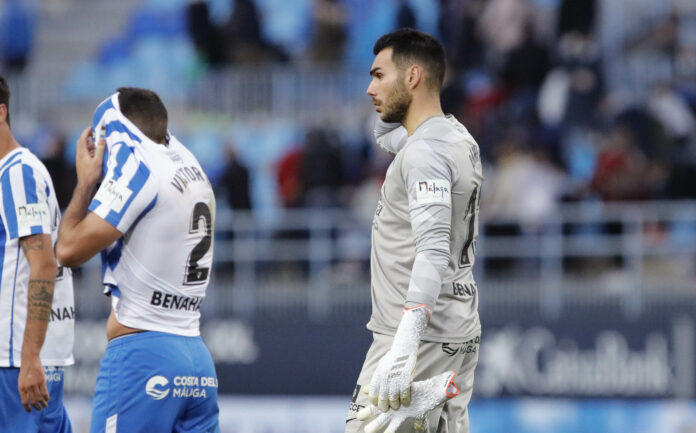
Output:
[{"xmin": 3, "ymin": 0, "xmax": 696, "ymax": 431}]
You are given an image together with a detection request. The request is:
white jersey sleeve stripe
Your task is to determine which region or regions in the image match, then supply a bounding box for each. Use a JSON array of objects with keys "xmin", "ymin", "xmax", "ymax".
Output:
[
  {"xmin": 1, "ymin": 163, "xmax": 51, "ymax": 239},
  {"xmin": 88, "ymin": 142, "xmax": 153, "ymax": 231},
  {"xmin": 105, "ymin": 119, "xmax": 142, "ymax": 144},
  {"xmin": 0, "ymin": 164, "xmax": 21, "ymax": 239},
  {"xmin": 0, "ymin": 151, "xmax": 21, "ymax": 174},
  {"xmin": 8, "ymin": 244, "xmax": 21, "ymax": 366},
  {"xmin": 102, "ymin": 162, "xmax": 151, "ymax": 228},
  {"xmin": 0, "ymin": 210, "xmax": 6, "ymax": 291},
  {"xmin": 92, "ymin": 96, "xmax": 114, "ymax": 129},
  {"xmin": 16, "ymin": 164, "xmax": 51, "ymax": 237}
]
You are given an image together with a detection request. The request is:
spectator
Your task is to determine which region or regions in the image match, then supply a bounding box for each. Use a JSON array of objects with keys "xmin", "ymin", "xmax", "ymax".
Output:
[
  {"xmin": 501, "ymin": 24, "xmax": 550, "ymax": 93},
  {"xmin": 477, "ymin": 0, "xmax": 534, "ymax": 60},
  {"xmin": 438, "ymin": 0, "xmax": 486, "ymax": 73},
  {"xmin": 647, "ymin": 84, "xmax": 696, "ymax": 145},
  {"xmin": 484, "ymin": 134, "xmax": 566, "ymax": 232},
  {"xmin": 277, "ymin": 146, "xmax": 304, "ymax": 208},
  {"xmin": 0, "ymin": 0, "xmax": 34, "ymax": 74},
  {"xmin": 309, "ymin": 0, "xmax": 348, "ymax": 63},
  {"xmin": 299, "ymin": 128, "xmax": 343, "ymax": 207},
  {"xmin": 225, "ymin": 0, "xmax": 289, "ymax": 63},
  {"xmin": 186, "ymin": 0, "xmax": 226, "ymax": 66},
  {"xmin": 395, "ymin": 0, "xmax": 416, "ymax": 30},
  {"xmin": 556, "ymin": 0, "xmax": 596, "ymax": 38},
  {"xmin": 42, "ymin": 133, "xmax": 76, "ymax": 210},
  {"xmin": 501, "ymin": 23, "xmax": 551, "ymax": 121},
  {"xmin": 557, "ymin": 32, "xmax": 604, "ymax": 129},
  {"xmin": 590, "ymin": 125, "xmax": 652, "ymax": 201},
  {"xmin": 187, "ymin": 0, "xmax": 287, "ymax": 65},
  {"xmin": 218, "ymin": 146, "xmax": 252, "ymax": 210}
]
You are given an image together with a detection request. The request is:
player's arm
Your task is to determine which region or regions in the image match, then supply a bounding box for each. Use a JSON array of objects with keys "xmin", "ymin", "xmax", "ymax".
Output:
[
  {"xmin": 373, "ymin": 115, "xmax": 408, "ymax": 154},
  {"xmin": 18, "ymin": 233, "xmax": 56, "ymax": 413},
  {"xmin": 368, "ymin": 139, "xmax": 456, "ymax": 412},
  {"xmin": 56, "ymin": 127, "xmax": 120, "ymax": 268}
]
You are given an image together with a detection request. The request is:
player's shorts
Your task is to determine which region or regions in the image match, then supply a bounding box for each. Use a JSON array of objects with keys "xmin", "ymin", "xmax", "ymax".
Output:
[
  {"xmin": 0, "ymin": 366, "xmax": 72, "ymax": 433},
  {"xmin": 345, "ymin": 332, "xmax": 480, "ymax": 433},
  {"xmin": 90, "ymin": 331, "xmax": 220, "ymax": 433}
]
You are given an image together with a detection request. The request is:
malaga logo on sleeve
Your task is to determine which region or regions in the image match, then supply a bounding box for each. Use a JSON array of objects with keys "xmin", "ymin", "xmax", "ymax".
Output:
[{"xmin": 415, "ymin": 179, "xmax": 451, "ymax": 205}]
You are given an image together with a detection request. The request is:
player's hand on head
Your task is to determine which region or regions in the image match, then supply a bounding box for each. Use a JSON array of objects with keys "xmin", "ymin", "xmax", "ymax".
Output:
[
  {"xmin": 17, "ymin": 356, "xmax": 50, "ymax": 412},
  {"xmin": 359, "ymin": 371, "xmax": 460, "ymax": 433},
  {"xmin": 75, "ymin": 126, "xmax": 106, "ymax": 187},
  {"xmin": 368, "ymin": 305, "xmax": 429, "ymax": 411}
]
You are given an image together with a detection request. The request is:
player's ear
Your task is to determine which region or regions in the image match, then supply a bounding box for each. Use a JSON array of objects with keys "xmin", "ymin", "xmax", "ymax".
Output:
[
  {"xmin": 407, "ymin": 65, "xmax": 423, "ymax": 90},
  {"xmin": 0, "ymin": 104, "xmax": 7, "ymax": 125}
]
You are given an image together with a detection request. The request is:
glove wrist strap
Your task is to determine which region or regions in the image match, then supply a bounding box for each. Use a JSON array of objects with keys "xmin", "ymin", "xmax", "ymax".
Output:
[{"xmin": 392, "ymin": 304, "xmax": 429, "ymax": 353}]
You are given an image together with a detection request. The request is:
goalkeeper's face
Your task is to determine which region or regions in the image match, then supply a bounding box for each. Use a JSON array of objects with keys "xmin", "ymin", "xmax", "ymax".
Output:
[{"xmin": 367, "ymin": 48, "xmax": 412, "ymax": 124}]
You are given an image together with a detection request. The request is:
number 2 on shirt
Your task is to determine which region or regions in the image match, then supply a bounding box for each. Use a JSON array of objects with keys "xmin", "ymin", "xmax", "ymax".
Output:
[{"xmin": 184, "ymin": 202, "xmax": 212, "ymax": 285}]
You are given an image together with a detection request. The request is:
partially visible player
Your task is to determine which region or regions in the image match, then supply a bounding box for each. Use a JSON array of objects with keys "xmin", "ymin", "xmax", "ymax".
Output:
[
  {"xmin": 0, "ymin": 75, "xmax": 75, "ymax": 432},
  {"xmin": 56, "ymin": 88, "xmax": 219, "ymax": 433},
  {"xmin": 345, "ymin": 29, "xmax": 484, "ymax": 433}
]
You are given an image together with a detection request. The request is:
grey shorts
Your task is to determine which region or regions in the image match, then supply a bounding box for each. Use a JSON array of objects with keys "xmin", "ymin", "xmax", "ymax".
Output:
[{"xmin": 345, "ymin": 332, "xmax": 480, "ymax": 433}]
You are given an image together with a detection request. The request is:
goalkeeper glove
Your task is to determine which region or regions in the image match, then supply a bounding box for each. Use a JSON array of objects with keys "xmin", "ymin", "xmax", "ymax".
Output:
[
  {"xmin": 368, "ymin": 304, "xmax": 429, "ymax": 411},
  {"xmin": 359, "ymin": 370, "xmax": 460, "ymax": 433}
]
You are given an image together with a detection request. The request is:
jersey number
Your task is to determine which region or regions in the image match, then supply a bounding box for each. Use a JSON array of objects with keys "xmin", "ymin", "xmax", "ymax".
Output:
[
  {"xmin": 184, "ymin": 202, "xmax": 212, "ymax": 285},
  {"xmin": 459, "ymin": 185, "xmax": 480, "ymax": 268}
]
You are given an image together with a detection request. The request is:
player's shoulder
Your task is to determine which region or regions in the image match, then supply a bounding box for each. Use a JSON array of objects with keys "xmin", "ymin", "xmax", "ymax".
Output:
[
  {"xmin": 2, "ymin": 148, "xmax": 48, "ymax": 180},
  {"xmin": 413, "ymin": 115, "xmax": 471, "ymax": 144},
  {"xmin": 404, "ymin": 116, "xmax": 470, "ymax": 162}
]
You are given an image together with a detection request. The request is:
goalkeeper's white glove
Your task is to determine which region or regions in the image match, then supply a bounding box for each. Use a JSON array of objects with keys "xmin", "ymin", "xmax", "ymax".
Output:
[
  {"xmin": 358, "ymin": 371, "xmax": 460, "ymax": 433},
  {"xmin": 369, "ymin": 304, "xmax": 429, "ymax": 411},
  {"xmin": 373, "ymin": 116, "xmax": 408, "ymax": 154}
]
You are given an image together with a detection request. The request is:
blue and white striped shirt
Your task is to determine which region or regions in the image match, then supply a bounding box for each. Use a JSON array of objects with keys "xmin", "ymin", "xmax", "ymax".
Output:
[
  {"xmin": 89, "ymin": 93, "xmax": 215, "ymax": 337},
  {"xmin": 0, "ymin": 147, "xmax": 74, "ymax": 367}
]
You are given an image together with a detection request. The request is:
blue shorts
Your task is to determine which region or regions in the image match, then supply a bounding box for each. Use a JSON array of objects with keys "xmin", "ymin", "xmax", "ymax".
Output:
[
  {"xmin": 90, "ymin": 331, "xmax": 220, "ymax": 433},
  {"xmin": 0, "ymin": 366, "xmax": 72, "ymax": 433}
]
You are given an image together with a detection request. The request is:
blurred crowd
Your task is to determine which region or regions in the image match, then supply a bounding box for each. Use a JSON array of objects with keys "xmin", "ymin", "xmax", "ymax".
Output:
[
  {"xmin": 201, "ymin": 0, "xmax": 696, "ymax": 235},
  {"xmin": 3, "ymin": 0, "xmax": 696, "ymax": 228},
  {"xmin": 0, "ymin": 0, "xmax": 35, "ymax": 75}
]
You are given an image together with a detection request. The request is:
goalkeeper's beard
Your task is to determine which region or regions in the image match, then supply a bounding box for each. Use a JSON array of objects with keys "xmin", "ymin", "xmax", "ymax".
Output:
[{"xmin": 381, "ymin": 80, "xmax": 412, "ymax": 124}]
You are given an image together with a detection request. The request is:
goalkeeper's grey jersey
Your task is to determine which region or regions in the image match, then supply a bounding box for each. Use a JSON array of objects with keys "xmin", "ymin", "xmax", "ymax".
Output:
[{"xmin": 367, "ymin": 115, "xmax": 483, "ymax": 343}]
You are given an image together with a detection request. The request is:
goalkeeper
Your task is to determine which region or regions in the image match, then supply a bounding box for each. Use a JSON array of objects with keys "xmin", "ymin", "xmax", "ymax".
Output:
[{"xmin": 345, "ymin": 28, "xmax": 483, "ymax": 433}]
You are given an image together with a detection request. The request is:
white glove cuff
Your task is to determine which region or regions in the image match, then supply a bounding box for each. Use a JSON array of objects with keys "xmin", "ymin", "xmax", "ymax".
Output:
[
  {"xmin": 413, "ymin": 370, "xmax": 460, "ymax": 409},
  {"xmin": 392, "ymin": 305, "xmax": 430, "ymax": 354}
]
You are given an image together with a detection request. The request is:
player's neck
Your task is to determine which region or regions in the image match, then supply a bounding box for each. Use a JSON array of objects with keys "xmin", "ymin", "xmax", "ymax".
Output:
[
  {"xmin": 403, "ymin": 96, "xmax": 443, "ymax": 136},
  {"xmin": 0, "ymin": 127, "xmax": 19, "ymax": 161}
]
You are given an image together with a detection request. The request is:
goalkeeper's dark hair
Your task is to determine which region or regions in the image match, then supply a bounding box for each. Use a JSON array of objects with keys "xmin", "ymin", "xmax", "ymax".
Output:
[
  {"xmin": 373, "ymin": 28, "xmax": 446, "ymax": 92},
  {"xmin": 0, "ymin": 76, "xmax": 10, "ymax": 127},
  {"xmin": 117, "ymin": 87, "xmax": 168, "ymax": 144}
]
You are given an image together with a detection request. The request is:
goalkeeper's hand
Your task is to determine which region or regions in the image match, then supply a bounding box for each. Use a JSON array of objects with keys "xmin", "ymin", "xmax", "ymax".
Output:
[
  {"xmin": 358, "ymin": 371, "xmax": 460, "ymax": 433},
  {"xmin": 368, "ymin": 305, "xmax": 429, "ymax": 411}
]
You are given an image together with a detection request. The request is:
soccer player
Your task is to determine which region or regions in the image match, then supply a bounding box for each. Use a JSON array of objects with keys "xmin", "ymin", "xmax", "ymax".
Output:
[
  {"xmin": 0, "ymin": 76, "xmax": 74, "ymax": 432},
  {"xmin": 56, "ymin": 88, "xmax": 219, "ymax": 433},
  {"xmin": 345, "ymin": 29, "xmax": 483, "ymax": 433}
]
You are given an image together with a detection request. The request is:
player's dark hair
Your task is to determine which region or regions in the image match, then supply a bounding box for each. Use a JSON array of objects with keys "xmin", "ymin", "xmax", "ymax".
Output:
[
  {"xmin": 117, "ymin": 87, "xmax": 168, "ymax": 144},
  {"xmin": 373, "ymin": 28, "xmax": 446, "ymax": 92},
  {"xmin": 0, "ymin": 76, "xmax": 10, "ymax": 127}
]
